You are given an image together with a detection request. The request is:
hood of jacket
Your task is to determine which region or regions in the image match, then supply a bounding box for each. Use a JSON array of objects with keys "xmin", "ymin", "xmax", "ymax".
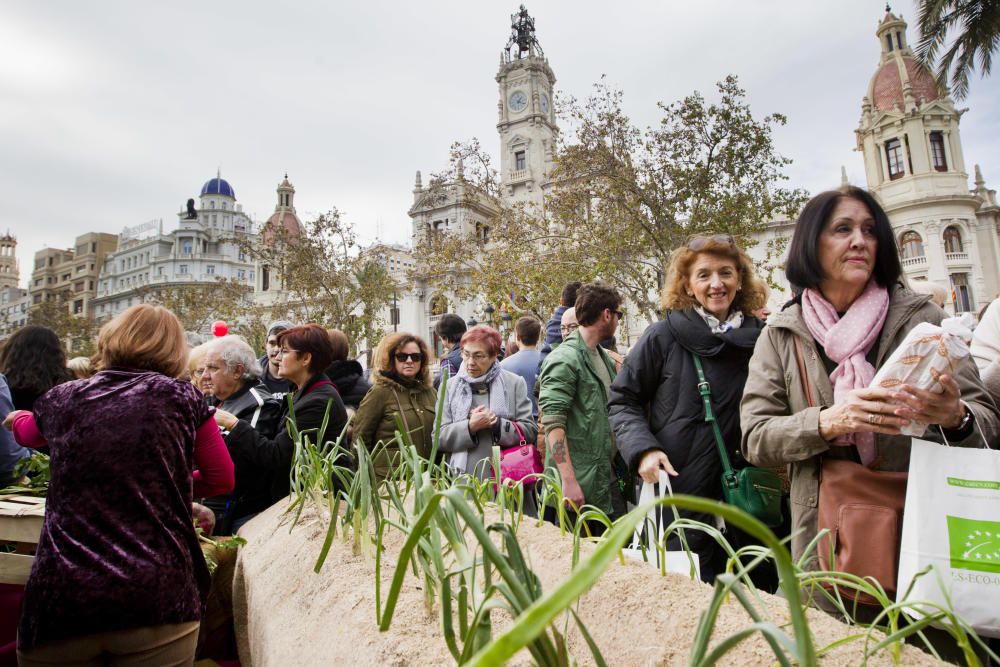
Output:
[
  {"xmin": 326, "ymin": 360, "xmax": 364, "ymax": 389},
  {"xmin": 665, "ymin": 308, "xmax": 763, "ymax": 357}
]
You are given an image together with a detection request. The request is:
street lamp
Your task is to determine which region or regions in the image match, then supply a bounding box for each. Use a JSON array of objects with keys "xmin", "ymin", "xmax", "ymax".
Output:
[
  {"xmin": 484, "ymin": 303, "xmax": 495, "ymax": 326},
  {"xmin": 466, "ymin": 317, "xmax": 478, "ymax": 328}
]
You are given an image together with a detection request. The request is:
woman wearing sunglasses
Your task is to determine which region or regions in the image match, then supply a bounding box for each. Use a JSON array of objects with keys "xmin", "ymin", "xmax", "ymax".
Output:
[
  {"xmin": 608, "ymin": 234, "xmax": 772, "ymax": 584},
  {"xmin": 353, "ymin": 332, "xmax": 438, "ymax": 478}
]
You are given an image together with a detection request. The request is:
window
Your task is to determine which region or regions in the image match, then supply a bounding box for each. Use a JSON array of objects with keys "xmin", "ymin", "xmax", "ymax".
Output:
[
  {"xmin": 237, "ymin": 269, "xmax": 245, "ymax": 280},
  {"xmin": 899, "ymin": 231, "xmax": 924, "ymax": 259},
  {"xmin": 179, "ymin": 264, "xmax": 188, "ymax": 275},
  {"xmin": 943, "ymin": 225, "xmax": 963, "ymax": 254},
  {"xmin": 182, "ymin": 240, "xmax": 192, "ymax": 255},
  {"xmin": 73, "ymin": 299, "xmax": 83, "ymax": 314},
  {"xmin": 262, "ymin": 266, "xmax": 270, "ymax": 291},
  {"xmin": 238, "ymin": 251, "xmax": 246, "ymax": 262},
  {"xmin": 158, "ymin": 266, "xmax": 164, "ymax": 276},
  {"xmin": 885, "ymin": 139, "xmax": 905, "ymax": 180},
  {"xmin": 206, "ymin": 265, "xmax": 215, "ymax": 275},
  {"xmin": 390, "ymin": 306, "xmax": 400, "ymax": 326},
  {"xmin": 515, "ymin": 150, "xmax": 526, "ymax": 171},
  {"xmin": 930, "ymin": 132, "xmax": 947, "ymax": 171},
  {"xmin": 951, "ymin": 273, "xmax": 974, "ymax": 312},
  {"xmin": 886, "ymin": 34, "xmax": 894, "ymax": 52}
]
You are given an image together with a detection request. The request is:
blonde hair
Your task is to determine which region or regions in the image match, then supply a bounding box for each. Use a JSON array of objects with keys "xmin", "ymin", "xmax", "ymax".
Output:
[
  {"xmin": 96, "ymin": 304, "xmax": 189, "ymax": 378},
  {"xmin": 661, "ymin": 237, "xmax": 768, "ymax": 316},
  {"xmin": 67, "ymin": 356, "xmax": 93, "ymax": 379},
  {"xmin": 372, "ymin": 331, "xmax": 432, "ymax": 385}
]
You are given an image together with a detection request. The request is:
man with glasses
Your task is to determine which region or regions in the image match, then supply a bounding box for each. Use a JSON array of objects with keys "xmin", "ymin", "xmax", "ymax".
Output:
[
  {"xmin": 258, "ymin": 320, "xmax": 295, "ymax": 397},
  {"xmin": 538, "ymin": 282, "xmax": 626, "ymax": 526}
]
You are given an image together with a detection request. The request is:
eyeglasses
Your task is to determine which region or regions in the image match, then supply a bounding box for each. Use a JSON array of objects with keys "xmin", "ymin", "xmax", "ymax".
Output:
[
  {"xmin": 277, "ymin": 348, "xmax": 298, "ymax": 357},
  {"xmin": 560, "ymin": 323, "xmax": 579, "ymax": 334},
  {"xmin": 687, "ymin": 234, "xmax": 735, "ymax": 251},
  {"xmin": 610, "ymin": 309, "xmax": 625, "ymax": 319},
  {"xmin": 394, "ymin": 352, "xmax": 423, "ymax": 363},
  {"xmin": 461, "ymin": 351, "xmax": 490, "ymax": 362}
]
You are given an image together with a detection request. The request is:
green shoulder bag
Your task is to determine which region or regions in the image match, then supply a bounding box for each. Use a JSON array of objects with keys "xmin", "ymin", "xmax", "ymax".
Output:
[{"xmin": 691, "ymin": 353, "xmax": 783, "ymax": 527}]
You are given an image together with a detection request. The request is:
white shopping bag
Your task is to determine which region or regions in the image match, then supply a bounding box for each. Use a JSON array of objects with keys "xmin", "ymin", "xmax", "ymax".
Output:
[
  {"xmin": 897, "ymin": 438, "xmax": 1000, "ymax": 638},
  {"xmin": 621, "ymin": 470, "xmax": 701, "ymax": 580}
]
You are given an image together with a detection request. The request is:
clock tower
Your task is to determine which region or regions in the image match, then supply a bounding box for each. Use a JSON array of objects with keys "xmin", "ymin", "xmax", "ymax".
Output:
[{"xmin": 496, "ymin": 5, "xmax": 557, "ymax": 211}]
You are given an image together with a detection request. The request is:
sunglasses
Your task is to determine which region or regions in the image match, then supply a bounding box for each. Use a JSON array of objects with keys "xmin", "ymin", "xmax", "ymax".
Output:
[
  {"xmin": 687, "ymin": 234, "xmax": 735, "ymax": 251},
  {"xmin": 394, "ymin": 352, "xmax": 423, "ymax": 363},
  {"xmin": 610, "ymin": 309, "xmax": 625, "ymax": 319}
]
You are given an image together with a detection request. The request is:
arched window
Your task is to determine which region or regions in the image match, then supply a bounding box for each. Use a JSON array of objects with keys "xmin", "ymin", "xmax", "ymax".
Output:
[
  {"xmin": 899, "ymin": 231, "xmax": 924, "ymax": 259},
  {"xmin": 430, "ymin": 294, "xmax": 448, "ymax": 316},
  {"xmin": 943, "ymin": 226, "xmax": 963, "ymax": 254}
]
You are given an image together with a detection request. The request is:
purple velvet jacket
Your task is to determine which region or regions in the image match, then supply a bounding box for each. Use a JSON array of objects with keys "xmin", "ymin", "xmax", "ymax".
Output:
[{"xmin": 19, "ymin": 369, "xmax": 213, "ymax": 651}]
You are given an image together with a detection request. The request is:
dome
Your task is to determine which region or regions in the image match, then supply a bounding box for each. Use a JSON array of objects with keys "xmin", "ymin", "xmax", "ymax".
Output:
[
  {"xmin": 200, "ymin": 177, "xmax": 236, "ymax": 198},
  {"xmin": 262, "ymin": 210, "xmax": 304, "ymax": 244},
  {"xmin": 870, "ymin": 56, "xmax": 941, "ymax": 112}
]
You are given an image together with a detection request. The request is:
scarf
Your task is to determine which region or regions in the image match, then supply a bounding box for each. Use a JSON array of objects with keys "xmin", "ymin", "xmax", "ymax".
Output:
[
  {"xmin": 694, "ymin": 306, "xmax": 744, "ymax": 334},
  {"xmin": 446, "ymin": 361, "xmax": 507, "ymax": 472},
  {"xmin": 801, "ymin": 280, "xmax": 889, "ymax": 464}
]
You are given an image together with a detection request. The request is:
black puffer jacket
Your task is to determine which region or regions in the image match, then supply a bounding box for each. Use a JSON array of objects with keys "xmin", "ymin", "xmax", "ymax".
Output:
[
  {"xmin": 608, "ymin": 309, "xmax": 763, "ymax": 578},
  {"xmin": 326, "ymin": 360, "xmax": 372, "ymax": 410}
]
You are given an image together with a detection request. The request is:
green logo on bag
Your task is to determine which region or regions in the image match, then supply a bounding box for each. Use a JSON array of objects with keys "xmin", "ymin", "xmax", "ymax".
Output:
[{"xmin": 947, "ymin": 515, "xmax": 1000, "ymax": 574}]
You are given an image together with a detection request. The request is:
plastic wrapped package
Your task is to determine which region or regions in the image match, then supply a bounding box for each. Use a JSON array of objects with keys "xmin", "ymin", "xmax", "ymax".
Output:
[{"xmin": 869, "ymin": 317, "xmax": 973, "ymax": 436}]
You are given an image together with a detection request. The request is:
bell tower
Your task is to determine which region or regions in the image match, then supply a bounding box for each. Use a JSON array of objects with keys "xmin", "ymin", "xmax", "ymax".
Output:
[
  {"xmin": 0, "ymin": 233, "xmax": 18, "ymax": 291},
  {"xmin": 496, "ymin": 5, "xmax": 557, "ymax": 210}
]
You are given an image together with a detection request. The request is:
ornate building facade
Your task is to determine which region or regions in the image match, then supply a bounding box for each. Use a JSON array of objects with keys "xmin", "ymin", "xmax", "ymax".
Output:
[
  {"xmin": 92, "ymin": 173, "xmax": 257, "ymax": 323},
  {"xmin": 853, "ymin": 9, "xmax": 1000, "ymax": 313}
]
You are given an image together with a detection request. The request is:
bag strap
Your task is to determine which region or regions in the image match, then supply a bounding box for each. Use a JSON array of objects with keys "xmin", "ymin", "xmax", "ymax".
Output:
[
  {"xmin": 509, "ymin": 419, "xmax": 528, "ymax": 447},
  {"xmin": 792, "ymin": 336, "xmax": 816, "ymax": 408},
  {"xmin": 690, "ymin": 353, "xmax": 734, "ymax": 477}
]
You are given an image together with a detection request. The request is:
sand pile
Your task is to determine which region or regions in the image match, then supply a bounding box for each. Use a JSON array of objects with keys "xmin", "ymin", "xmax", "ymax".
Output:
[{"xmin": 232, "ymin": 500, "xmax": 941, "ymax": 666}]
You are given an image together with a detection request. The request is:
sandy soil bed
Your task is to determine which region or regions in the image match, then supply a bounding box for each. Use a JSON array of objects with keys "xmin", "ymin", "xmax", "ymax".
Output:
[{"xmin": 232, "ymin": 500, "xmax": 942, "ymax": 666}]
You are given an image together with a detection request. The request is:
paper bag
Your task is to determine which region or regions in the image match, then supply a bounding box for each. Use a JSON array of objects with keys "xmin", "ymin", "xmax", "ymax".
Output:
[{"xmin": 897, "ymin": 438, "xmax": 1000, "ymax": 638}]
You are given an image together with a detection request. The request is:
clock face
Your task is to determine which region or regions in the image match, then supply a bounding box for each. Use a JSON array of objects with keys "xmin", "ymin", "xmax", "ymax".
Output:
[
  {"xmin": 540, "ymin": 93, "xmax": 550, "ymax": 114},
  {"xmin": 508, "ymin": 90, "xmax": 528, "ymax": 113}
]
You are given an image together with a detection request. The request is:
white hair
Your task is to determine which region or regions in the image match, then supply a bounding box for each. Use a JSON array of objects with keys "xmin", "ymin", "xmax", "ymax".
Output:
[{"xmin": 204, "ymin": 335, "xmax": 261, "ymax": 382}]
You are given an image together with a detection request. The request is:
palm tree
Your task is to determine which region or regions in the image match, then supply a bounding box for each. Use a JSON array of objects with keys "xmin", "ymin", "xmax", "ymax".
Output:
[{"xmin": 915, "ymin": 0, "xmax": 1000, "ymax": 99}]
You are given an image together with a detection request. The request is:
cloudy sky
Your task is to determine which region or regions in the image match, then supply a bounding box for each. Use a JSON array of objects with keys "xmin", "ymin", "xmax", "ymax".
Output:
[{"xmin": 3, "ymin": 0, "xmax": 998, "ymax": 288}]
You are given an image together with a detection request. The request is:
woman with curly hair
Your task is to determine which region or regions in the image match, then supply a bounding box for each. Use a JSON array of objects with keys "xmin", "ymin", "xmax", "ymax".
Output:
[
  {"xmin": 608, "ymin": 234, "xmax": 771, "ymax": 584},
  {"xmin": 353, "ymin": 332, "xmax": 437, "ymax": 478},
  {"xmin": 0, "ymin": 325, "xmax": 73, "ymax": 410}
]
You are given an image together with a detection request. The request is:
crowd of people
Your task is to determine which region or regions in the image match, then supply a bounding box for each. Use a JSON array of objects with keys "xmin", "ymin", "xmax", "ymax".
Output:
[{"xmin": 2, "ymin": 185, "xmax": 1000, "ymax": 663}]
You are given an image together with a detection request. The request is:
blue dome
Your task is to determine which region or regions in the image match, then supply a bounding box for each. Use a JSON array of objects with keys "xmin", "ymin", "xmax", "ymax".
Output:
[{"xmin": 200, "ymin": 177, "xmax": 235, "ymax": 198}]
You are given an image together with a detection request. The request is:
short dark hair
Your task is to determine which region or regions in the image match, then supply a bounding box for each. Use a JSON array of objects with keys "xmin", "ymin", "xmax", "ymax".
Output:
[
  {"xmin": 514, "ymin": 316, "xmax": 542, "ymax": 346},
  {"xmin": 434, "ymin": 313, "xmax": 467, "ymax": 344},
  {"xmin": 561, "ymin": 281, "xmax": 583, "ymax": 307},
  {"xmin": 277, "ymin": 324, "xmax": 334, "ymax": 374},
  {"xmin": 785, "ymin": 186, "xmax": 901, "ymax": 292},
  {"xmin": 574, "ymin": 282, "xmax": 622, "ymax": 327}
]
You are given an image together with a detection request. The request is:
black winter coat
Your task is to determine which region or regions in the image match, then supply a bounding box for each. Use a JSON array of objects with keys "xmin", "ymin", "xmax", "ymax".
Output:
[
  {"xmin": 608, "ymin": 309, "xmax": 762, "ymax": 579},
  {"xmin": 204, "ymin": 382, "xmax": 283, "ymax": 531},
  {"xmin": 325, "ymin": 360, "xmax": 372, "ymax": 410},
  {"xmin": 228, "ymin": 373, "xmax": 348, "ymax": 505}
]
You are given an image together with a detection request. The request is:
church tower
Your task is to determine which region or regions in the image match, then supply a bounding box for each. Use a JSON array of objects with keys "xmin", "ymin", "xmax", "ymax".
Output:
[
  {"xmin": 856, "ymin": 6, "xmax": 997, "ymax": 312},
  {"xmin": 496, "ymin": 5, "xmax": 557, "ymax": 210},
  {"xmin": 0, "ymin": 233, "xmax": 18, "ymax": 291},
  {"xmin": 256, "ymin": 174, "xmax": 304, "ymax": 305}
]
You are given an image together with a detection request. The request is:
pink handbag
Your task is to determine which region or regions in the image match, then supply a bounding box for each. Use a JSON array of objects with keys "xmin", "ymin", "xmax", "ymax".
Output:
[{"xmin": 498, "ymin": 420, "xmax": 543, "ymax": 489}]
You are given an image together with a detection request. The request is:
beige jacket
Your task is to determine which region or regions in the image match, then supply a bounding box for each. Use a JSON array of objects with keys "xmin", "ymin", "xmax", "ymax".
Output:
[{"xmin": 741, "ymin": 285, "xmax": 999, "ymax": 564}]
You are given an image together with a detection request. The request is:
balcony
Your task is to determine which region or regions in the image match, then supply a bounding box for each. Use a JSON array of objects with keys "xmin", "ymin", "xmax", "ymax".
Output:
[
  {"xmin": 901, "ymin": 256, "xmax": 927, "ymax": 268},
  {"xmin": 945, "ymin": 252, "xmax": 970, "ymax": 264},
  {"xmin": 508, "ymin": 169, "xmax": 530, "ymax": 183}
]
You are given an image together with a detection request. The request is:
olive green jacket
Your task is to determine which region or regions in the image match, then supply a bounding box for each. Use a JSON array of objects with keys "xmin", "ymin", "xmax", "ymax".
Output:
[
  {"xmin": 353, "ymin": 372, "xmax": 437, "ymax": 478},
  {"xmin": 538, "ymin": 330, "xmax": 618, "ymax": 515},
  {"xmin": 741, "ymin": 285, "xmax": 999, "ymax": 565}
]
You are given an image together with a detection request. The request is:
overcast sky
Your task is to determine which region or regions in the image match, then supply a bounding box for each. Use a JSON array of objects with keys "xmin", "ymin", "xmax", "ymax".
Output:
[{"xmin": 3, "ymin": 0, "xmax": 998, "ymax": 288}]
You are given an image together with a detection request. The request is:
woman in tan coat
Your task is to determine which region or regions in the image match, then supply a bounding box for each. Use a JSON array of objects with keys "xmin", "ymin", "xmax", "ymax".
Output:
[
  {"xmin": 741, "ymin": 187, "xmax": 998, "ymax": 570},
  {"xmin": 353, "ymin": 332, "xmax": 437, "ymax": 478}
]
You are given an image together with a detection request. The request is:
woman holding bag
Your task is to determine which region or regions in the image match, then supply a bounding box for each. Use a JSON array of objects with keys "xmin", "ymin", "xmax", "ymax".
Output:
[
  {"xmin": 438, "ymin": 325, "xmax": 536, "ymax": 481},
  {"xmin": 740, "ymin": 187, "xmax": 998, "ymax": 601},
  {"xmin": 609, "ymin": 234, "xmax": 771, "ymax": 584}
]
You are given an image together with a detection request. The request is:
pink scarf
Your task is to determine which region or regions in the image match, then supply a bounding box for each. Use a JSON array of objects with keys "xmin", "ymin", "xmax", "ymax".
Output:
[{"xmin": 801, "ymin": 280, "xmax": 889, "ymax": 464}]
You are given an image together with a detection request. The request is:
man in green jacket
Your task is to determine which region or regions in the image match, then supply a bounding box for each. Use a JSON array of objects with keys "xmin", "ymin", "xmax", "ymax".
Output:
[{"xmin": 538, "ymin": 282, "xmax": 625, "ymax": 519}]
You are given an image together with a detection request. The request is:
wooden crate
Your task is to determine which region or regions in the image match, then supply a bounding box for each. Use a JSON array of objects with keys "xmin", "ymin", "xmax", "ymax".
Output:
[{"xmin": 0, "ymin": 494, "xmax": 45, "ymax": 585}]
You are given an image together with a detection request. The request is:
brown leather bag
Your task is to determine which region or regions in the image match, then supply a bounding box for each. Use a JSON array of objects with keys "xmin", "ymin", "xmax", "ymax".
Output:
[{"xmin": 794, "ymin": 337, "xmax": 908, "ymax": 605}]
